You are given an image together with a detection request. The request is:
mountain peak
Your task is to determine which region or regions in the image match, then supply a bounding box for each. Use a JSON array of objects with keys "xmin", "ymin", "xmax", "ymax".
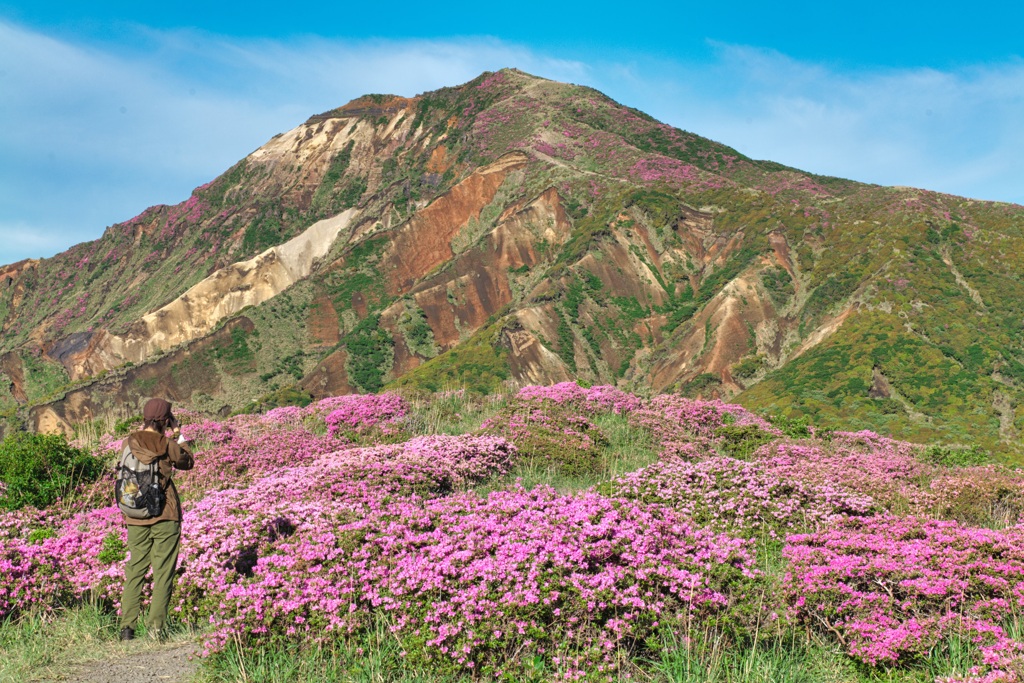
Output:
[{"xmin": 2, "ymin": 72, "xmax": 1022, "ymax": 460}]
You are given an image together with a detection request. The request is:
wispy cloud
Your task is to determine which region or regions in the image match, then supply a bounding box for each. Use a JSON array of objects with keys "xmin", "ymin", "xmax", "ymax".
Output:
[
  {"xmin": 2, "ymin": 21, "xmax": 1021, "ymax": 265},
  {"xmin": 0, "ymin": 21, "xmax": 588, "ymax": 264},
  {"xmin": 624, "ymin": 45, "xmax": 1024, "ymax": 203},
  {"xmin": 0, "ymin": 221, "xmax": 69, "ymax": 259}
]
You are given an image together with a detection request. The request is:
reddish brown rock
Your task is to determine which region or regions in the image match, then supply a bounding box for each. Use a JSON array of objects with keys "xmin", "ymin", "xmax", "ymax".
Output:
[
  {"xmin": 380, "ymin": 152, "xmax": 529, "ymax": 295},
  {"xmin": 307, "ymin": 295, "xmax": 341, "ymax": 347},
  {"xmin": 300, "ymin": 349, "xmax": 353, "ymax": 399}
]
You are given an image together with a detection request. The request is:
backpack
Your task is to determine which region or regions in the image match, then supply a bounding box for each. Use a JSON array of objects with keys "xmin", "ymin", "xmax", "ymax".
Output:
[{"xmin": 114, "ymin": 442, "xmax": 166, "ymax": 519}]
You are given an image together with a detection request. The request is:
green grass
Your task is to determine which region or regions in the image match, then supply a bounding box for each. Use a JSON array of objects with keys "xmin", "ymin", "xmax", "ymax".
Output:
[
  {"xmin": 399, "ymin": 387, "xmax": 508, "ymax": 437},
  {"xmin": 0, "ymin": 604, "xmax": 196, "ymax": 683},
  {"xmin": 474, "ymin": 411, "xmax": 661, "ymax": 495},
  {"xmin": 197, "ymin": 614, "xmax": 452, "ymax": 683}
]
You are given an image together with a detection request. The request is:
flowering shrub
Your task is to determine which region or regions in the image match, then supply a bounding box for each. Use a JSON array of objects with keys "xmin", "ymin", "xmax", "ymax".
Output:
[
  {"xmin": 611, "ymin": 455, "xmax": 873, "ymax": 538},
  {"xmin": 260, "ymin": 405, "xmax": 305, "ymax": 425},
  {"xmin": 928, "ymin": 465, "xmax": 1024, "ymax": 527},
  {"xmin": 784, "ymin": 516, "xmax": 1024, "ymax": 678},
  {"xmin": 179, "ymin": 422, "xmax": 343, "ymax": 497},
  {"xmin": 322, "ymin": 392, "xmax": 409, "ymax": 440},
  {"xmin": 183, "ymin": 419, "xmax": 237, "ymax": 446},
  {"xmin": 516, "ymin": 382, "xmax": 642, "ymax": 414},
  {"xmin": 760, "ymin": 438, "xmax": 1024, "ymax": 526},
  {"xmin": 204, "ymin": 486, "xmax": 757, "ymax": 679},
  {"xmin": 0, "ymin": 506, "xmax": 125, "ymax": 620},
  {"xmin": 629, "ymin": 394, "xmax": 779, "ymax": 459},
  {"xmin": 758, "ymin": 439, "xmax": 935, "ymax": 514}
]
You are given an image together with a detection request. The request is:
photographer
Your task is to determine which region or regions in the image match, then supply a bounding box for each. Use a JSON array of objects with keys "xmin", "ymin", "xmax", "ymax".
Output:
[{"xmin": 118, "ymin": 398, "xmax": 194, "ymax": 641}]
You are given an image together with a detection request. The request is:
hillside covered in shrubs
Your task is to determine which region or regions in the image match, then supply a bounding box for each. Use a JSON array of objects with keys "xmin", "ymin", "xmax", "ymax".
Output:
[{"xmin": 1, "ymin": 384, "xmax": 1023, "ymax": 682}]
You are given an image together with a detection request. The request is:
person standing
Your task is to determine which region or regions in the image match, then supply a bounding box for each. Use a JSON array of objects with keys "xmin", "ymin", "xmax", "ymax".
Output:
[{"xmin": 118, "ymin": 398, "xmax": 194, "ymax": 641}]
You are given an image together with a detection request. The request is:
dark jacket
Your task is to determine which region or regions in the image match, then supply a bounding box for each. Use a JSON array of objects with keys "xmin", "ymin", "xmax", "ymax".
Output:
[{"xmin": 122, "ymin": 430, "xmax": 194, "ymax": 526}]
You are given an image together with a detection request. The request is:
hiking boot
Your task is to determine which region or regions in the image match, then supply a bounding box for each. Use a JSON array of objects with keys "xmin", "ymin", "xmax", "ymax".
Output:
[
  {"xmin": 119, "ymin": 627, "xmax": 135, "ymax": 641},
  {"xmin": 146, "ymin": 628, "xmax": 166, "ymax": 642}
]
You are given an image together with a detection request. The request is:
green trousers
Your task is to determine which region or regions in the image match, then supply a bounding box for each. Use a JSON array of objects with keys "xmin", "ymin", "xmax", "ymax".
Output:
[{"xmin": 119, "ymin": 520, "xmax": 181, "ymax": 633}]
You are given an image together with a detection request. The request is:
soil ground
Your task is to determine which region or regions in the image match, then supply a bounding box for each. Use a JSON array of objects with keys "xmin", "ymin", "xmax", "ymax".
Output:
[{"xmin": 42, "ymin": 640, "xmax": 200, "ymax": 683}]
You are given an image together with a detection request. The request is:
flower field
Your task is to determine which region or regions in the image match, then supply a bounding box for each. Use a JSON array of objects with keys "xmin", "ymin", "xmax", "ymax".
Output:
[{"xmin": 2, "ymin": 383, "xmax": 1024, "ymax": 681}]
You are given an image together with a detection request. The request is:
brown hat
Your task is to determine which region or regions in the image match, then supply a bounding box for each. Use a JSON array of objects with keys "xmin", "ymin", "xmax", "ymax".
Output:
[{"xmin": 143, "ymin": 398, "xmax": 178, "ymax": 428}]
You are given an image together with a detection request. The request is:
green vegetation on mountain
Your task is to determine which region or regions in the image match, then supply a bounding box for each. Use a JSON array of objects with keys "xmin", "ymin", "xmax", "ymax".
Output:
[{"xmin": 390, "ymin": 321, "xmax": 511, "ymax": 395}]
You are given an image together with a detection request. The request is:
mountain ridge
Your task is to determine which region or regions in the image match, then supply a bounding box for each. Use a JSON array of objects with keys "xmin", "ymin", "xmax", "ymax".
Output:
[{"xmin": 2, "ymin": 68, "xmax": 1022, "ymax": 459}]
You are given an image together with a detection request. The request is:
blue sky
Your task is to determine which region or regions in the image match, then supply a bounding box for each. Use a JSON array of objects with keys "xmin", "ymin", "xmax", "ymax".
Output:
[{"xmin": 2, "ymin": 1, "xmax": 1022, "ymax": 265}]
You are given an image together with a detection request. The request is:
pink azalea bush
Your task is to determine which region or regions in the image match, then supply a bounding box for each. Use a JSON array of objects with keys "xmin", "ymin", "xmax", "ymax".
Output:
[
  {"xmin": 629, "ymin": 394, "xmax": 780, "ymax": 458},
  {"xmin": 320, "ymin": 392, "xmax": 409, "ymax": 438},
  {"xmin": 611, "ymin": 455, "xmax": 874, "ymax": 537},
  {"xmin": 0, "ymin": 506, "xmax": 125, "ymax": 620},
  {"xmin": 928, "ymin": 466, "xmax": 1024, "ymax": 527},
  {"xmin": 761, "ymin": 438, "xmax": 1024, "ymax": 525},
  {"xmin": 201, "ymin": 485, "xmax": 758, "ymax": 679},
  {"xmin": 758, "ymin": 438, "xmax": 935, "ymax": 513},
  {"xmin": 516, "ymin": 382, "xmax": 642, "ymax": 414},
  {"xmin": 785, "ymin": 516, "xmax": 1024, "ymax": 677}
]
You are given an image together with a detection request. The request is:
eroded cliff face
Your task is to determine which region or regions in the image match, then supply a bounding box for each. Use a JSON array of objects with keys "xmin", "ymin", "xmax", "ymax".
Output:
[
  {"xmin": 100, "ymin": 210, "xmax": 356, "ymax": 371},
  {"xmin": 378, "ymin": 153, "xmax": 530, "ymax": 294},
  {"xmin": 5, "ymin": 69, "xmax": 1022, "ymax": 457}
]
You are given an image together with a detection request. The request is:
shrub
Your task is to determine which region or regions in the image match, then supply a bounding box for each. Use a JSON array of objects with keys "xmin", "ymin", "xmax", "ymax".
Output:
[
  {"xmin": 0, "ymin": 433, "xmax": 105, "ymax": 511},
  {"xmin": 731, "ymin": 356, "xmax": 763, "ymax": 380},
  {"xmin": 928, "ymin": 465, "xmax": 1024, "ymax": 527},
  {"xmin": 764, "ymin": 413, "xmax": 812, "ymax": 438},
  {"xmin": 714, "ymin": 424, "xmax": 774, "ymax": 460},
  {"xmin": 481, "ymin": 402, "xmax": 608, "ymax": 477},
  {"xmin": 113, "ymin": 415, "xmax": 142, "ymax": 437},
  {"xmin": 785, "ymin": 516, "xmax": 1024, "ymax": 674},
  {"xmin": 96, "ymin": 531, "xmax": 127, "ymax": 564},
  {"xmin": 920, "ymin": 444, "xmax": 989, "ymax": 468},
  {"xmin": 27, "ymin": 527, "xmax": 55, "ymax": 544},
  {"xmin": 612, "ymin": 456, "xmax": 873, "ymax": 538},
  {"xmin": 344, "ymin": 314, "xmax": 395, "ymax": 393},
  {"xmin": 680, "ymin": 373, "xmax": 721, "ymax": 397}
]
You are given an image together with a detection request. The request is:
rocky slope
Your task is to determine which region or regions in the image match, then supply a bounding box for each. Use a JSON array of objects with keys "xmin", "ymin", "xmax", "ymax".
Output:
[{"xmin": 2, "ymin": 69, "xmax": 1022, "ymax": 458}]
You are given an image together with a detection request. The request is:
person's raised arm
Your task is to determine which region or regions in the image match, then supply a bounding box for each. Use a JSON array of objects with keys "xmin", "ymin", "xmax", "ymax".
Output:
[{"xmin": 167, "ymin": 433, "xmax": 194, "ymax": 471}]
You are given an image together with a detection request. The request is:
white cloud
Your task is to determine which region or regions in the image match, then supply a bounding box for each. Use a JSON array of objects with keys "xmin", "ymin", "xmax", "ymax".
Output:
[{"xmin": 1, "ymin": 22, "xmax": 1022, "ymax": 265}]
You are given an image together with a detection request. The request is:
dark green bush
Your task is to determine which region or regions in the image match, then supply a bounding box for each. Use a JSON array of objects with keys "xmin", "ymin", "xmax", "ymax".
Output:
[
  {"xmin": 714, "ymin": 425, "xmax": 774, "ymax": 460},
  {"xmin": 765, "ymin": 413, "xmax": 812, "ymax": 439},
  {"xmin": 344, "ymin": 314, "xmax": 394, "ymax": 393},
  {"xmin": 731, "ymin": 356, "xmax": 763, "ymax": 380},
  {"xmin": 0, "ymin": 432, "xmax": 105, "ymax": 510},
  {"xmin": 921, "ymin": 444, "xmax": 989, "ymax": 468},
  {"xmin": 113, "ymin": 415, "xmax": 142, "ymax": 437},
  {"xmin": 97, "ymin": 531, "xmax": 127, "ymax": 564},
  {"xmin": 239, "ymin": 385, "xmax": 314, "ymax": 415},
  {"xmin": 681, "ymin": 373, "xmax": 721, "ymax": 397},
  {"xmin": 482, "ymin": 404, "xmax": 608, "ymax": 478},
  {"xmin": 27, "ymin": 527, "xmax": 56, "ymax": 544}
]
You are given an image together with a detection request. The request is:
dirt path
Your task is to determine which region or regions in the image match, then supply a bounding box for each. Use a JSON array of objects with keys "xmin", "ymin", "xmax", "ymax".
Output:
[{"xmin": 55, "ymin": 640, "xmax": 201, "ymax": 683}]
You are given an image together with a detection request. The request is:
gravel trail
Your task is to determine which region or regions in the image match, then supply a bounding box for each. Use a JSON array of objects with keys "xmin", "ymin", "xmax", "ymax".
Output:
[{"xmin": 54, "ymin": 640, "xmax": 201, "ymax": 683}]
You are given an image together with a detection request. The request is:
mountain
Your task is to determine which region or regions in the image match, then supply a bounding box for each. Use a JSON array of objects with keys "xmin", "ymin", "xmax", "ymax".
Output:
[{"xmin": 2, "ymin": 69, "xmax": 1022, "ymax": 459}]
